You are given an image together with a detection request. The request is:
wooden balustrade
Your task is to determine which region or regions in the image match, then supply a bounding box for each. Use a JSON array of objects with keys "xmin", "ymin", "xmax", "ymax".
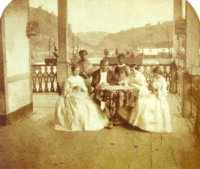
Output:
[
  {"xmin": 31, "ymin": 64, "xmax": 172, "ymax": 93},
  {"xmin": 173, "ymin": 60, "xmax": 200, "ymax": 138},
  {"xmin": 31, "ymin": 65, "xmax": 57, "ymax": 93}
]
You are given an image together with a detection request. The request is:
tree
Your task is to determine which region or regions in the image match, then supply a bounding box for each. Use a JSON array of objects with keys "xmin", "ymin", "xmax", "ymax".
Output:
[
  {"xmin": 104, "ymin": 49, "xmax": 109, "ymax": 57},
  {"xmin": 115, "ymin": 48, "xmax": 119, "ymax": 56}
]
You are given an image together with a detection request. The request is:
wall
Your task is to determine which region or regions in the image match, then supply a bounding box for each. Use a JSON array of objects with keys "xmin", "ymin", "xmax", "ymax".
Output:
[
  {"xmin": 0, "ymin": 19, "xmax": 6, "ymax": 116},
  {"xmin": 186, "ymin": 1, "xmax": 200, "ymax": 67},
  {"xmin": 1, "ymin": 0, "xmax": 32, "ymax": 121}
]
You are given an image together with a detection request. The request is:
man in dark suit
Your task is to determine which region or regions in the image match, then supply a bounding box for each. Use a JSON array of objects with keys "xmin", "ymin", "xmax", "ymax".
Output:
[
  {"xmin": 91, "ymin": 59, "xmax": 118, "ymax": 129},
  {"xmin": 91, "ymin": 58, "xmax": 118, "ymax": 88}
]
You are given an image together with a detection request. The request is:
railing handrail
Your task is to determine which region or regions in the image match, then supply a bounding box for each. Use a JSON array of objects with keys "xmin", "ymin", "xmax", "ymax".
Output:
[
  {"xmin": 31, "ymin": 64, "xmax": 56, "ymax": 67},
  {"xmin": 91, "ymin": 63, "xmax": 171, "ymax": 66}
]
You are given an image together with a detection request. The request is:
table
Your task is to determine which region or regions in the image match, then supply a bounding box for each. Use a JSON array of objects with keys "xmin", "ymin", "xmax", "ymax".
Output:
[{"xmin": 95, "ymin": 85, "xmax": 139, "ymax": 124}]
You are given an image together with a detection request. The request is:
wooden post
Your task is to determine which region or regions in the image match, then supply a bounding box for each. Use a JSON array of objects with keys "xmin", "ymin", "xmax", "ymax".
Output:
[
  {"xmin": 170, "ymin": 61, "xmax": 177, "ymax": 93},
  {"xmin": 57, "ymin": 0, "xmax": 69, "ymax": 94},
  {"xmin": 182, "ymin": 72, "xmax": 192, "ymax": 117},
  {"xmin": 173, "ymin": 0, "xmax": 182, "ymax": 59}
]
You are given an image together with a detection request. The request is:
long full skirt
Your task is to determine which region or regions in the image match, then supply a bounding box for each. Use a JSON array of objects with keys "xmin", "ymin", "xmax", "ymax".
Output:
[
  {"xmin": 129, "ymin": 93, "xmax": 172, "ymax": 133},
  {"xmin": 55, "ymin": 92, "xmax": 108, "ymax": 131}
]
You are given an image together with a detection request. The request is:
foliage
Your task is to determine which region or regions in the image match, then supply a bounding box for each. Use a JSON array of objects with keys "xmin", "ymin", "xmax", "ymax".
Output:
[{"xmin": 29, "ymin": 7, "xmax": 93, "ymax": 62}]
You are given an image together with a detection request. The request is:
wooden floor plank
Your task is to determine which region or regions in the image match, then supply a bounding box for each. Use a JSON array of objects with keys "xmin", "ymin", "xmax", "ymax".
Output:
[
  {"xmin": 169, "ymin": 113, "xmax": 200, "ymax": 169},
  {"xmin": 19, "ymin": 93, "xmax": 200, "ymax": 169},
  {"xmin": 167, "ymin": 94, "xmax": 194, "ymax": 169},
  {"xmin": 128, "ymin": 129, "xmax": 152, "ymax": 169},
  {"xmin": 91, "ymin": 126, "xmax": 132, "ymax": 169},
  {"xmin": 161, "ymin": 133, "xmax": 178, "ymax": 169},
  {"xmin": 151, "ymin": 133, "xmax": 165, "ymax": 169}
]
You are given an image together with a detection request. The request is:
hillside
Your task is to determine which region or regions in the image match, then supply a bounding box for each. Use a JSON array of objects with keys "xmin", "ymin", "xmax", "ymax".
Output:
[
  {"xmin": 77, "ymin": 31, "xmax": 110, "ymax": 46},
  {"xmin": 29, "ymin": 7, "xmax": 93, "ymax": 63},
  {"xmin": 95, "ymin": 21, "xmax": 174, "ymax": 51},
  {"xmin": 30, "ymin": 7, "xmax": 200, "ymax": 62}
]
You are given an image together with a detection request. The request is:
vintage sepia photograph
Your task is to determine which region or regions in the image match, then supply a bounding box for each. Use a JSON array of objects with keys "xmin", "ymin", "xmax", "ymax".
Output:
[{"xmin": 0, "ymin": 0, "xmax": 200, "ymax": 168}]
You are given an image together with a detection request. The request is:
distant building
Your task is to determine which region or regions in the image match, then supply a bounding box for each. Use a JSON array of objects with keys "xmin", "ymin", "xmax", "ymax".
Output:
[{"xmin": 137, "ymin": 41, "xmax": 173, "ymax": 56}]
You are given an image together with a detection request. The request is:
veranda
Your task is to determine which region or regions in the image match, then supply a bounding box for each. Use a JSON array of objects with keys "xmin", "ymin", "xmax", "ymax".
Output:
[{"xmin": 0, "ymin": 0, "xmax": 200, "ymax": 168}]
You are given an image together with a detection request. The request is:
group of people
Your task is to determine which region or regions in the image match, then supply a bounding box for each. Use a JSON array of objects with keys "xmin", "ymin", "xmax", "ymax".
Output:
[{"xmin": 55, "ymin": 50, "xmax": 172, "ymax": 133}]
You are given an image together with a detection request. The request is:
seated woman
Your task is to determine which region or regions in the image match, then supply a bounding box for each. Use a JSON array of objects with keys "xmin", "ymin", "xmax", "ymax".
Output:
[
  {"xmin": 114, "ymin": 53, "xmax": 130, "ymax": 85},
  {"xmin": 55, "ymin": 64, "xmax": 108, "ymax": 131},
  {"xmin": 117, "ymin": 64, "xmax": 149, "ymax": 120},
  {"xmin": 128, "ymin": 64, "xmax": 149, "ymax": 98},
  {"xmin": 127, "ymin": 67, "xmax": 172, "ymax": 133},
  {"xmin": 77, "ymin": 50, "xmax": 94, "ymax": 94}
]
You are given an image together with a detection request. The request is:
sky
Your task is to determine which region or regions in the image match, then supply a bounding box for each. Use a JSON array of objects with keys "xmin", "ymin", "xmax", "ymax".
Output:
[{"xmin": 29, "ymin": 0, "xmax": 174, "ymax": 33}]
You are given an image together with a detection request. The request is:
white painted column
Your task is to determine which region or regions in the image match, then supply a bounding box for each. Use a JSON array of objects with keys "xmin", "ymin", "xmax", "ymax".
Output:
[{"xmin": 57, "ymin": 0, "xmax": 69, "ymax": 94}]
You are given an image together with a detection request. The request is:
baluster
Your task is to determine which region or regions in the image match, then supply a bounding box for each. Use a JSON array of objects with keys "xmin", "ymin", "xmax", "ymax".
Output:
[
  {"xmin": 41, "ymin": 66, "xmax": 45, "ymax": 92},
  {"xmin": 38, "ymin": 66, "xmax": 43, "ymax": 93},
  {"xmin": 53, "ymin": 66, "xmax": 57, "ymax": 92},
  {"xmin": 50, "ymin": 66, "xmax": 54, "ymax": 92},
  {"xmin": 32, "ymin": 68, "xmax": 37, "ymax": 93},
  {"xmin": 53, "ymin": 66, "xmax": 57, "ymax": 74},
  {"xmin": 35, "ymin": 69, "xmax": 39, "ymax": 92},
  {"xmin": 42, "ymin": 79, "xmax": 45, "ymax": 92},
  {"xmin": 44, "ymin": 66, "xmax": 48, "ymax": 92},
  {"xmin": 54, "ymin": 74, "xmax": 58, "ymax": 92},
  {"xmin": 47, "ymin": 66, "xmax": 51, "ymax": 92},
  {"xmin": 47, "ymin": 77, "xmax": 51, "ymax": 92}
]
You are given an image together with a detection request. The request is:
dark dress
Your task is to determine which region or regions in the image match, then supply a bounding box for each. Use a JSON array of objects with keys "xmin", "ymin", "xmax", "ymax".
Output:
[
  {"xmin": 77, "ymin": 59, "xmax": 94, "ymax": 94},
  {"xmin": 114, "ymin": 64, "xmax": 130, "ymax": 82}
]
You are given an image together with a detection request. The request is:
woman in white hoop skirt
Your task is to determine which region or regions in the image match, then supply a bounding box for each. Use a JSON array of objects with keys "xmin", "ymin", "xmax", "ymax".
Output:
[
  {"xmin": 128, "ymin": 67, "xmax": 172, "ymax": 133},
  {"xmin": 55, "ymin": 64, "xmax": 108, "ymax": 131}
]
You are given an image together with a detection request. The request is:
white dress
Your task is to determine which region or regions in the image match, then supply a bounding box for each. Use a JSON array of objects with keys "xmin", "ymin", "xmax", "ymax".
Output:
[
  {"xmin": 127, "ymin": 70, "xmax": 149, "ymax": 98},
  {"xmin": 117, "ymin": 70, "xmax": 149, "ymax": 119},
  {"xmin": 129, "ymin": 76, "xmax": 172, "ymax": 133},
  {"xmin": 55, "ymin": 75, "xmax": 108, "ymax": 131}
]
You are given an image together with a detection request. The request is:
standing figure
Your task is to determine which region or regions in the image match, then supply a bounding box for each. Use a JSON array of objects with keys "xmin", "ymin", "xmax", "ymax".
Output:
[
  {"xmin": 55, "ymin": 64, "xmax": 108, "ymax": 131},
  {"xmin": 128, "ymin": 67, "xmax": 172, "ymax": 133},
  {"xmin": 77, "ymin": 50, "xmax": 94, "ymax": 94},
  {"xmin": 114, "ymin": 53, "xmax": 130, "ymax": 85}
]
